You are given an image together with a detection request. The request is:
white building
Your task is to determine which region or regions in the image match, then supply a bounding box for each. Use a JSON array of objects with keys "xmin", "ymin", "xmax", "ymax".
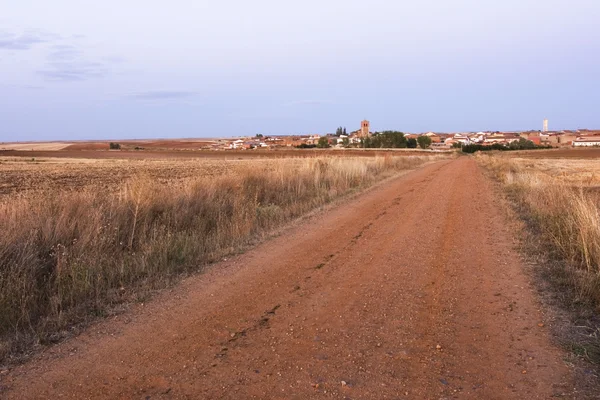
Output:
[
  {"xmin": 451, "ymin": 133, "xmax": 471, "ymax": 145},
  {"xmin": 229, "ymin": 139, "xmax": 245, "ymax": 149},
  {"xmin": 573, "ymin": 136, "xmax": 600, "ymax": 147}
]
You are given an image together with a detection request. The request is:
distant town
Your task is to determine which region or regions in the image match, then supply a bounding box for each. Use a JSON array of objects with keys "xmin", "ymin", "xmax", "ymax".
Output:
[
  {"xmin": 2, "ymin": 119, "xmax": 600, "ymax": 152},
  {"xmin": 218, "ymin": 119, "xmax": 600, "ymax": 150}
]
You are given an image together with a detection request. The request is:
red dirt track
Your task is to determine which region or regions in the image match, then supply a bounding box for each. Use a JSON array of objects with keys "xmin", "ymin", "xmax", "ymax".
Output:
[{"xmin": 1, "ymin": 158, "xmax": 574, "ymax": 399}]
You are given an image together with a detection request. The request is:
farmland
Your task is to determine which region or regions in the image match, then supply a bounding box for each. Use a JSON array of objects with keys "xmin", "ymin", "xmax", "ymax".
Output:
[
  {"xmin": 478, "ymin": 151, "xmax": 600, "ymax": 367},
  {"xmin": 0, "ymin": 151, "xmax": 449, "ymax": 365},
  {"xmin": 3, "ymin": 147, "xmax": 600, "ymax": 398},
  {"xmin": 0, "ymin": 156, "xmax": 277, "ymax": 199},
  {"xmin": 0, "ymin": 147, "xmax": 440, "ymax": 160},
  {"xmin": 0, "ymin": 148, "xmax": 445, "ymax": 199},
  {"xmin": 479, "ymin": 151, "xmax": 600, "ymax": 286},
  {"xmin": 511, "ymin": 147, "xmax": 600, "ymax": 159},
  {"xmin": 4, "ymin": 155, "xmax": 588, "ymax": 399},
  {"xmin": 0, "ymin": 139, "xmax": 217, "ymax": 151}
]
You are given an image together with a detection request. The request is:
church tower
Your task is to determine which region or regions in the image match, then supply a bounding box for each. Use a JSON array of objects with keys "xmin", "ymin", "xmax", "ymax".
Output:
[{"xmin": 360, "ymin": 120, "xmax": 370, "ymax": 137}]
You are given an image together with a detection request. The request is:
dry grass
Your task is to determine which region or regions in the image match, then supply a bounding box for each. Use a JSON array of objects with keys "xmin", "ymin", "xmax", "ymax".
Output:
[
  {"xmin": 0, "ymin": 143, "xmax": 72, "ymax": 151},
  {"xmin": 479, "ymin": 155, "xmax": 600, "ymax": 298},
  {"xmin": 477, "ymin": 153, "xmax": 600, "ymax": 363},
  {"xmin": 0, "ymin": 156, "xmax": 277, "ymax": 200},
  {"xmin": 0, "ymin": 154, "xmax": 445, "ymax": 362}
]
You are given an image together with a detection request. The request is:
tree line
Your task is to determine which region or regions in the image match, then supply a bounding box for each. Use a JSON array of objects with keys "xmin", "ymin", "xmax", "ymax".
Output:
[
  {"xmin": 303, "ymin": 131, "xmax": 434, "ymax": 149},
  {"xmin": 460, "ymin": 138, "xmax": 551, "ymax": 153},
  {"xmin": 361, "ymin": 131, "xmax": 431, "ymax": 149},
  {"xmin": 335, "ymin": 127, "xmax": 347, "ymax": 136}
]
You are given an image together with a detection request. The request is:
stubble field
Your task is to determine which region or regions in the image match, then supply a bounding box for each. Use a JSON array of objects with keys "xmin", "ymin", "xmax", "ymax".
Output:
[
  {"xmin": 0, "ymin": 156, "xmax": 280, "ymax": 200},
  {"xmin": 0, "ymin": 151, "xmax": 449, "ymax": 363},
  {"xmin": 478, "ymin": 151, "xmax": 600, "ymax": 363},
  {"xmin": 0, "ymin": 148, "xmax": 446, "ymax": 199},
  {"xmin": 512, "ymin": 147, "xmax": 600, "ymax": 159},
  {"xmin": 480, "ymin": 151, "xmax": 600, "ymax": 277}
]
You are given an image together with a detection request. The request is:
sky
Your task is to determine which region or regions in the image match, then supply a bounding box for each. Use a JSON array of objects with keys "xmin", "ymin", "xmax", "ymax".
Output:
[{"xmin": 1, "ymin": 0, "xmax": 599, "ymax": 141}]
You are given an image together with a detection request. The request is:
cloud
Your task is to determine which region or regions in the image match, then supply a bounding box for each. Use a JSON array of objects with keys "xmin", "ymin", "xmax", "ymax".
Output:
[
  {"xmin": 0, "ymin": 30, "xmax": 57, "ymax": 50},
  {"xmin": 127, "ymin": 91, "xmax": 200, "ymax": 100},
  {"xmin": 0, "ymin": 33, "xmax": 47, "ymax": 50},
  {"xmin": 38, "ymin": 61, "xmax": 108, "ymax": 81},
  {"xmin": 0, "ymin": 30, "xmax": 116, "ymax": 82},
  {"xmin": 37, "ymin": 42, "xmax": 116, "ymax": 82},
  {"xmin": 46, "ymin": 44, "xmax": 82, "ymax": 61}
]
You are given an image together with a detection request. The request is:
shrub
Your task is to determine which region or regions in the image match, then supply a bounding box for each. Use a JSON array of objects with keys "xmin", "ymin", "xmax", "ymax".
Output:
[
  {"xmin": 362, "ymin": 131, "xmax": 407, "ymax": 149},
  {"xmin": 317, "ymin": 137, "xmax": 330, "ymax": 148},
  {"xmin": 417, "ymin": 135, "xmax": 432, "ymax": 149},
  {"xmin": 462, "ymin": 139, "xmax": 551, "ymax": 153}
]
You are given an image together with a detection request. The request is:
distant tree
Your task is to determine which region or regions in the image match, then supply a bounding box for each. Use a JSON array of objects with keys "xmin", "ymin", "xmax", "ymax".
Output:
[
  {"xmin": 519, "ymin": 138, "xmax": 536, "ymax": 149},
  {"xmin": 255, "ymin": 133, "xmax": 264, "ymax": 138},
  {"xmin": 361, "ymin": 131, "xmax": 407, "ymax": 148},
  {"xmin": 452, "ymin": 142, "xmax": 462, "ymax": 149},
  {"xmin": 342, "ymin": 137, "xmax": 350, "ymax": 147},
  {"xmin": 407, "ymin": 138, "xmax": 417, "ymax": 148},
  {"xmin": 109, "ymin": 142, "xmax": 121, "ymax": 150},
  {"xmin": 417, "ymin": 135, "xmax": 432, "ymax": 149},
  {"xmin": 508, "ymin": 137, "xmax": 536, "ymax": 150},
  {"xmin": 460, "ymin": 139, "xmax": 550, "ymax": 153},
  {"xmin": 335, "ymin": 127, "xmax": 343, "ymax": 136},
  {"xmin": 317, "ymin": 136, "xmax": 331, "ymax": 148},
  {"xmin": 343, "ymin": 127, "xmax": 347, "ymax": 135}
]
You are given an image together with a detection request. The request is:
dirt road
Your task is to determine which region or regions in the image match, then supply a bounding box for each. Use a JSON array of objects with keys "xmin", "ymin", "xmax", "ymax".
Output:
[{"xmin": 1, "ymin": 158, "xmax": 574, "ymax": 399}]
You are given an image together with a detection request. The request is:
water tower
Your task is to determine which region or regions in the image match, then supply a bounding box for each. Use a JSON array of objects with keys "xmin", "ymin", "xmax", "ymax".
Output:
[{"xmin": 543, "ymin": 119, "xmax": 549, "ymax": 132}]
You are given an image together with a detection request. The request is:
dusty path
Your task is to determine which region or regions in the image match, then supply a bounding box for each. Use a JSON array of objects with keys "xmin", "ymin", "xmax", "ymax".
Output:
[{"xmin": 2, "ymin": 158, "xmax": 574, "ymax": 399}]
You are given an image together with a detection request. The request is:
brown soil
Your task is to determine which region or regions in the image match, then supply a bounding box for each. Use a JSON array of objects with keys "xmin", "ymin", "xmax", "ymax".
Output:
[
  {"xmin": 0, "ymin": 157, "xmax": 269, "ymax": 199},
  {"xmin": 0, "ymin": 148, "xmax": 441, "ymax": 161},
  {"xmin": 513, "ymin": 148, "xmax": 600, "ymax": 159},
  {"xmin": 64, "ymin": 140, "xmax": 217, "ymax": 151},
  {"xmin": 63, "ymin": 143, "xmax": 112, "ymax": 151},
  {"xmin": 0, "ymin": 158, "xmax": 576, "ymax": 399}
]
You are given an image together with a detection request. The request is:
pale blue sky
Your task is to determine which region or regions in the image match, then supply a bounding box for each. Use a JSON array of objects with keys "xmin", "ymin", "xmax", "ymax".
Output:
[{"xmin": 1, "ymin": 0, "xmax": 599, "ymax": 141}]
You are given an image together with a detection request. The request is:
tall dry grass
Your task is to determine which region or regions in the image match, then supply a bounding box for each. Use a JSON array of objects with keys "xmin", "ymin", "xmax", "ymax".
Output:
[
  {"xmin": 0, "ymin": 155, "xmax": 441, "ymax": 361},
  {"xmin": 478, "ymin": 154, "xmax": 600, "ymax": 306}
]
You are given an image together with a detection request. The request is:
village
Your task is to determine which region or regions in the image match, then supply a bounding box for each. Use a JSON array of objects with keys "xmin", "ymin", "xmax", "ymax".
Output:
[{"xmin": 217, "ymin": 119, "xmax": 600, "ymax": 150}]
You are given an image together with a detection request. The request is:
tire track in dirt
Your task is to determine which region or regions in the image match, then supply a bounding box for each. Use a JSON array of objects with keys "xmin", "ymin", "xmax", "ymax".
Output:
[{"xmin": 1, "ymin": 158, "xmax": 575, "ymax": 399}]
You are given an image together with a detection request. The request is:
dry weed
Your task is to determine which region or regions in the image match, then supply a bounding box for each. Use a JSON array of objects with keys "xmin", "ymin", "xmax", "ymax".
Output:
[
  {"xmin": 478, "ymin": 153, "xmax": 600, "ymax": 305},
  {"xmin": 0, "ymin": 154, "xmax": 444, "ymax": 362}
]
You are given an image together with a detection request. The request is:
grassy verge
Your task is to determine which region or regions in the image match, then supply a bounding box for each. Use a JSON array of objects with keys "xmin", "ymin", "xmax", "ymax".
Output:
[
  {"xmin": 0, "ymin": 155, "xmax": 444, "ymax": 363},
  {"xmin": 477, "ymin": 153, "xmax": 600, "ymax": 364}
]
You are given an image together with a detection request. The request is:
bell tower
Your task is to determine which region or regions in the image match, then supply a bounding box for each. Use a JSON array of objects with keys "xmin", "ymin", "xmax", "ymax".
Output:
[{"xmin": 360, "ymin": 120, "xmax": 370, "ymax": 137}]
